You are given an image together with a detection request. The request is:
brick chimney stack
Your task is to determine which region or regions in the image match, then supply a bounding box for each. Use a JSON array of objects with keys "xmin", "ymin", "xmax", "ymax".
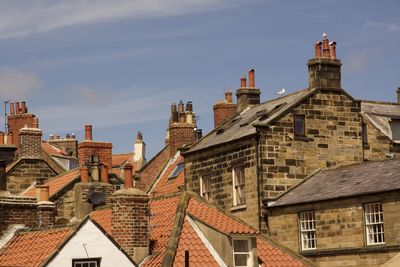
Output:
[
  {"xmin": 168, "ymin": 100, "xmax": 197, "ymax": 157},
  {"xmin": 308, "ymin": 33, "xmax": 342, "ymax": 89},
  {"xmin": 213, "ymin": 91, "xmax": 238, "ymax": 128},
  {"xmin": 19, "ymin": 127, "xmax": 42, "ymax": 159},
  {"xmin": 78, "ymin": 125, "xmax": 112, "ymax": 167},
  {"xmin": 236, "ymin": 69, "xmax": 261, "ymax": 112},
  {"xmin": 111, "ymin": 172, "xmax": 149, "ymax": 263},
  {"xmin": 7, "ymin": 101, "xmax": 37, "ymax": 153}
]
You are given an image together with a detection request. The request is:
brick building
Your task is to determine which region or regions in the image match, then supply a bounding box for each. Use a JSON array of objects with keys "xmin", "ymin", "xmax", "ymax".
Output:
[{"xmin": 267, "ymin": 159, "xmax": 400, "ymax": 267}]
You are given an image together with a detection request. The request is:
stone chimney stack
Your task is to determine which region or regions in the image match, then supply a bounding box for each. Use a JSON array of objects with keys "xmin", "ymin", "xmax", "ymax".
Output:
[
  {"xmin": 133, "ymin": 131, "xmax": 146, "ymax": 166},
  {"xmin": 7, "ymin": 101, "xmax": 37, "ymax": 153},
  {"xmin": 168, "ymin": 100, "xmax": 196, "ymax": 157},
  {"xmin": 19, "ymin": 127, "xmax": 42, "ymax": 159},
  {"xmin": 308, "ymin": 33, "xmax": 341, "ymax": 89},
  {"xmin": 111, "ymin": 167, "xmax": 149, "ymax": 263},
  {"xmin": 213, "ymin": 91, "xmax": 238, "ymax": 128},
  {"xmin": 396, "ymin": 86, "xmax": 400, "ymax": 104},
  {"xmin": 236, "ymin": 69, "xmax": 261, "ymax": 113}
]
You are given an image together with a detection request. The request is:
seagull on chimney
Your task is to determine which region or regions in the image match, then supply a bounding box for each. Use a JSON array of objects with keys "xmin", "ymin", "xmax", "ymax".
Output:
[
  {"xmin": 322, "ymin": 32, "xmax": 328, "ymax": 39},
  {"xmin": 276, "ymin": 88, "xmax": 286, "ymax": 95}
]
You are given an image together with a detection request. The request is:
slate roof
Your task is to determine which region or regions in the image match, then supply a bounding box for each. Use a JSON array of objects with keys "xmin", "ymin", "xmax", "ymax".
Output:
[
  {"xmin": 187, "ymin": 88, "xmax": 315, "ymax": 153},
  {"xmin": 361, "ymin": 101, "xmax": 400, "ymax": 142},
  {"xmin": 23, "ymin": 169, "xmax": 80, "ymax": 199},
  {"xmin": 0, "ymin": 227, "xmax": 73, "ymax": 267},
  {"xmin": 271, "ymin": 159, "xmax": 400, "ymax": 207}
]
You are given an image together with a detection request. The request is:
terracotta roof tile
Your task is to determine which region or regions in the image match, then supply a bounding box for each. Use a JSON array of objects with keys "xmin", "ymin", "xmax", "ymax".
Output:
[
  {"xmin": 0, "ymin": 228, "xmax": 72, "ymax": 267},
  {"xmin": 257, "ymin": 237, "xmax": 308, "ymax": 267},
  {"xmin": 173, "ymin": 219, "xmax": 219, "ymax": 266},
  {"xmin": 142, "ymin": 195, "xmax": 181, "ymax": 267},
  {"xmin": 90, "ymin": 208, "xmax": 112, "ymax": 236},
  {"xmin": 187, "ymin": 197, "xmax": 257, "ymax": 235},
  {"xmin": 151, "ymin": 156, "xmax": 184, "ymax": 197},
  {"xmin": 112, "ymin": 153, "xmax": 133, "ymax": 167},
  {"xmin": 23, "ymin": 169, "xmax": 80, "ymax": 198},
  {"xmin": 41, "ymin": 141, "xmax": 68, "ymax": 157},
  {"xmin": 139, "ymin": 146, "xmax": 170, "ymax": 192}
]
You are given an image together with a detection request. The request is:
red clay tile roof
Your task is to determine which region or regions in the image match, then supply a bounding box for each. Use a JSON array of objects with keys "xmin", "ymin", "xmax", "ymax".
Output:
[
  {"xmin": 142, "ymin": 194, "xmax": 182, "ymax": 267},
  {"xmin": 257, "ymin": 237, "xmax": 308, "ymax": 267},
  {"xmin": 151, "ymin": 156, "xmax": 184, "ymax": 197},
  {"xmin": 0, "ymin": 227, "xmax": 72, "ymax": 267},
  {"xmin": 41, "ymin": 141, "xmax": 68, "ymax": 157},
  {"xmin": 173, "ymin": 219, "xmax": 219, "ymax": 266},
  {"xmin": 23, "ymin": 169, "xmax": 80, "ymax": 198},
  {"xmin": 187, "ymin": 197, "xmax": 257, "ymax": 235},
  {"xmin": 112, "ymin": 153, "xmax": 133, "ymax": 167},
  {"xmin": 90, "ymin": 208, "xmax": 112, "ymax": 236}
]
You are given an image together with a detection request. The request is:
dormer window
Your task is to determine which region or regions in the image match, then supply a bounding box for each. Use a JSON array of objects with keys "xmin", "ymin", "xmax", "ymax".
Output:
[
  {"xmin": 294, "ymin": 115, "xmax": 305, "ymax": 137},
  {"xmin": 232, "ymin": 238, "xmax": 254, "ymax": 267}
]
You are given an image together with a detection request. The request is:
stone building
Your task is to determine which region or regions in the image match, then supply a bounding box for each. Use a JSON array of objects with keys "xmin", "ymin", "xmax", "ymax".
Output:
[
  {"xmin": 184, "ymin": 34, "xmax": 365, "ymax": 231},
  {"xmin": 267, "ymin": 159, "xmax": 400, "ymax": 267}
]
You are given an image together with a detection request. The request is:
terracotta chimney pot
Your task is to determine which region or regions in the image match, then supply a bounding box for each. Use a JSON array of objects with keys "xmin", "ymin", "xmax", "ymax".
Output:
[
  {"xmin": 240, "ymin": 76, "xmax": 247, "ymax": 88},
  {"xmin": 225, "ymin": 91, "xmax": 233, "ymax": 103},
  {"xmin": 248, "ymin": 69, "xmax": 255, "ymax": 88},
  {"xmin": 330, "ymin": 42, "xmax": 337, "ymax": 59},
  {"xmin": 80, "ymin": 166, "xmax": 90, "ymax": 183},
  {"xmin": 15, "ymin": 102, "xmax": 20, "ymax": 115},
  {"xmin": 40, "ymin": 185, "xmax": 50, "ymax": 202},
  {"xmin": 9, "ymin": 102, "xmax": 15, "ymax": 115},
  {"xmin": 0, "ymin": 132, "xmax": 4, "ymax": 145},
  {"xmin": 21, "ymin": 102, "xmax": 27, "ymax": 114},
  {"xmin": 85, "ymin": 125, "xmax": 92, "ymax": 141},
  {"xmin": 100, "ymin": 165, "xmax": 109, "ymax": 184},
  {"xmin": 315, "ymin": 42, "xmax": 322, "ymax": 58}
]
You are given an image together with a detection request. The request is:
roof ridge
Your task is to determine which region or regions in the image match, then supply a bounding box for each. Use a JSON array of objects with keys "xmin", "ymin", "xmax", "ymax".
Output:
[{"xmin": 360, "ymin": 99, "xmax": 398, "ymax": 105}]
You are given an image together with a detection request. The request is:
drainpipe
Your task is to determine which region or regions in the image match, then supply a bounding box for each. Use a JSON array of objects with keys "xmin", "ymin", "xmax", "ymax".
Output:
[{"xmin": 255, "ymin": 129, "xmax": 263, "ymax": 232}]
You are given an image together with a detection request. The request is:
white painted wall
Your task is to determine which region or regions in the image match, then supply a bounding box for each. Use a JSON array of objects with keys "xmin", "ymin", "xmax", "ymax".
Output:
[{"xmin": 47, "ymin": 220, "xmax": 135, "ymax": 267}]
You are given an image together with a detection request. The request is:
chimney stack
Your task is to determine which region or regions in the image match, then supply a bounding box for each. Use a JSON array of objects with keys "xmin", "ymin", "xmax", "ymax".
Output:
[
  {"xmin": 168, "ymin": 100, "xmax": 197, "ymax": 157},
  {"xmin": 85, "ymin": 125, "xmax": 92, "ymax": 141},
  {"xmin": 308, "ymin": 33, "xmax": 341, "ymax": 89},
  {"xmin": 213, "ymin": 90, "xmax": 237, "ymax": 128},
  {"xmin": 124, "ymin": 163, "xmax": 133, "ymax": 189},
  {"xmin": 111, "ymin": 183, "xmax": 149, "ymax": 263},
  {"xmin": 19, "ymin": 127, "xmax": 42, "ymax": 159},
  {"xmin": 133, "ymin": 132, "xmax": 146, "ymax": 166},
  {"xmin": 236, "ymin": 69, "xmax": 261, "ymax": 112}
]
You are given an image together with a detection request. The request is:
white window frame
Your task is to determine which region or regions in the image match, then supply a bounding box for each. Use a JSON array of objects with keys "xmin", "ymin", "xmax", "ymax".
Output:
[
  {"xmin": 72, "ymin": 257, "xmax": 101, "ymax": 267},
  {"xmin": 200, "ymin": 174, "xmax": 211, "ymax": 201},
  {"xmin": 232, "ymin": 238, "xmax": 253, "ymax": 267},
  {"xmin": 232, "ymin": 166, "xmax": 245, "ymax": 206},
  {"xmin": 299, "ymin": 211, "xmax": 317, "ymax": 251},
  {"xmin": 365, "ymin": 202, "xmax": 385, "ymax": 245}
]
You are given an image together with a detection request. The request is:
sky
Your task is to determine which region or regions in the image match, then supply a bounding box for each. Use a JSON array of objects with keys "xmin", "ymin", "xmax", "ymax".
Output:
[{"xmin": 0, "ymin": 0, "xmax": 399, "ymax": 158}]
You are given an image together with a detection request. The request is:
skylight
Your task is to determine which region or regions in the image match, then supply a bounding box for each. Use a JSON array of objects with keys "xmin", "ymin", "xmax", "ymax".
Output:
[{"xmin": 168, "ymin": 163, "xmax": 184, "ymax": 179}]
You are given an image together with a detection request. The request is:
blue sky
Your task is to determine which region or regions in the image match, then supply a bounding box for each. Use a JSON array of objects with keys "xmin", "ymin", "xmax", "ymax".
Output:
[{"xmin": 0, "ymin": 0, "xmax": 399, "ymax": 158}]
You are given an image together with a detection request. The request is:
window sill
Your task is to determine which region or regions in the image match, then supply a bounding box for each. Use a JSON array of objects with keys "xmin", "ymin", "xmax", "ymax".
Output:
[
  {"xmin": 294, "ymin": 135, "xmax": 309, "ymax": 142},
  {"xmin": 230, "ymin": 204, "xmax": 247, "ymax": 212}
]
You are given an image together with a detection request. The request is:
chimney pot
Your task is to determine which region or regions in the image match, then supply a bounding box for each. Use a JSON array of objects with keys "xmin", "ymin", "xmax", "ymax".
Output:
[
  {"xmin": 15, "ymin": 102, "xmax": 20, "ymax": 114},
  {"xmin": 315, "ymin": 42, "xmax": 322, "ymax": 58},
  {"xmin": 71, "ymin": 133, "xmax": 76, "ymax": 139},
  {"xmin": 225, "ymin": 91, "xmax": 233, "ymax": 103},
  {"xmin": 248, "ymin": 69, "xmax": 255, "ymax": 88},
  {"xmin": 66, "ymin": 133, "xmax": 71, "ymax": 139},
  {"xmin": 9, "ymin": 102, "xmax": 15, "ymax": 115},
  {"xmin": 21, "ymin": 102, "xmax": 27, "ymax": 114},
  {"xmin": 100, "ymin": 164, "xmax": 109, "ymax": 184},
  {"xmin": 330, "ymin": 41, "xmax": 337, "ymax": 59},
  {"xmin": 124, "ymin": 163, "xmax": 133, "ymax": 189},
  {"xmin": 40, "ymin": 185, "xmax": 50, "ymax": 202},
  {"xmin": 322, "ymin": 37, "xmax": 331, "ymax": 58},
  {"xmin": 7, "ymin": 132, "xmax": 13, "ymax": 145},
  {"xmin": 0, "ymin": 132, "xmax": 4, "ymax": 145},
  {"xmin": 178, "ymin": 100, "xmax": 184, "ymax": 113},
  {"xmin": 49, "ymin": 134, "xmax": 54, "ymax": 140},
  {"xmin": 136, "ymin": 131, "xmax": 143, "ymax": 142},
  {"xmin": 80, "ymin": 166, "xmax": 90, "ymax": 183},
  {"xmin": 55, "ymin": 135, "xmax": 60, "ymax": 139},
  {"xmin": 186, "ymin": 101, "xmax": 193, "ymax": 112},
  {"xmin": 240, "ymin": 76, "xmax": 247, "ymax": 88},
  {"xmin": 85, "ymin": 125, "xmax": 93, "ymax": 141}
]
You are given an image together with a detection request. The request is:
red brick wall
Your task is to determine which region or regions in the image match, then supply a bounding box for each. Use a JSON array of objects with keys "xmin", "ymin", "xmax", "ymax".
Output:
[
  {"xmin": 8, "ymin": 114, "xmax": 36, "ymax": 150},
  {"xmin": 111, "ymin": 192, "xmax": 149, "ymax": 258},
  {"xmin": 213, "ymin": 103, "xmax": 237, "ymax": 128},
  {"xmin": 138, "ymin": 146, "xmax": 170, "ymax": 191},
  {"xmin": 78, "ymin": 141, "xmax": 112, "ymax": 167},
  {"xmin": 169, "ymin": 124, "xmax": 195, "ymax": 157}
]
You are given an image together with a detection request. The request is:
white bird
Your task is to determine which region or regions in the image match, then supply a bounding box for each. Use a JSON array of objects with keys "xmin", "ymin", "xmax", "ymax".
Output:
[
  {"xmin": 322, "ymin": 32, "xmax": 328, "ymax": 39},
  {"xmin": 276, "ymin": 88, "xmax": 286, "ymax": 95}
]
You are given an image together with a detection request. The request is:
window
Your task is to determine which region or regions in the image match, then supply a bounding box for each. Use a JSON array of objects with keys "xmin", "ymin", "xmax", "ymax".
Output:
[
  {"xmin": 362, "ymin": 123, "xmax": 368, "ymax": 144},
  {"xmin": 294, "ymin": 115, "xmax": 305, "ymax": 137},
  {"xmin": 299, "ymin": 211, "xmax": 317, "ymax": 250},
  {"xmin": 232, "ymin": 167, "xmax": 245, "ymax": 206},
  {"xmin": 365, "ymin": 202, "xmax": 385, "ymax": 245},
  {"xmin": 72, "ymin": 258, "xmax": 101, "ymax": 267},
  {"xmin": 233, "ymin": 239, "xmax": 253, "ymax": 267},
  {"xmin": 390, "ymin": 119, "xmax": 400, "ymax": 140},
  {"xmin": 200, "ymin": 174, "xmax": 211, "ymax": 201},
  {"xmin": 168, "ymin": 163, "xmax": 184, "ymax": 179}
]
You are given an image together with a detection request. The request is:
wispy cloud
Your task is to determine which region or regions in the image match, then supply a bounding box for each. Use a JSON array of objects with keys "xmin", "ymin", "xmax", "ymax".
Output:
[
  {"xmin": 365, "ymin": 21, "xmax": 400, "ymax": 32},
  {"xmin": 0, "ymin": 0, "xmax": 250, "ymax": 40},
  {"xmin": 343, "ymin": 48, "xmax": 379, "ymax": 74},
  {"xmin": 0, "ymin": 67, "xmax": 41, "ymax": 99}
]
